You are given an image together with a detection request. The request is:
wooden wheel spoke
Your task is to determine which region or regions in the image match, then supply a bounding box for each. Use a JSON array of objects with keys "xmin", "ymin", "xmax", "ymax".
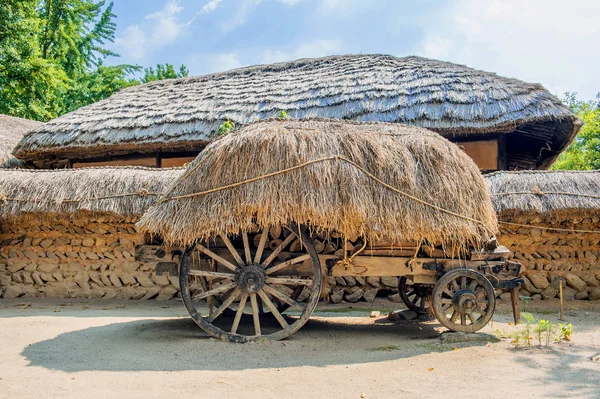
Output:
[
  {"xmin": 450, "ymin": 310, "xmax": 459, "ymax": 323},
  {"xmin": 231, "ymin": 292, "xmax": 248, "ymax": 334},
  {"xmin": 250, "ymin": 293, "xmax": 261, "ymax": 335},
  {"xmin": 451, "ymin": 280, "xmax": 460, "ymax": 291},
  {"xmin": 443, "ymin": 288, "xmax": 454, "ymax": 297},
  {"xmin": 468, "ymin": 313, "xmax": 477, "ymax": 324},
  {"xmin": 440, "ymin": 298, "xmax": 452, "ymax": 305},
  {"xmin": 254, "ymin": 227, "xmax": 269, "ymax": 264},
  {"xmin": 411, "ymin": 295, "xmax": 419, "ymax": 305},
  {"xmin": 207, "ymin": 288, "xmax": 241, "ymax": 322},
  {"xmin": 242, "ymin": 232, "xmax": 252, "ymax": 265},
  {"xmin": 188, "ymin": 270, "xmax": 236, "ymax": 279},
  {"xmin": 196, "ymin": 244, "xmax": 238, "ymax": 272},
  {"xmin": 262, "ymin": 234, "xmax": 296, "ymax": 267},
  {"xmin": 193, "ymin": 281, "xmax": 237, "ymax": 301},
  {"xmin": 221, "ymin": 234, "xmax": 245, "ymax": 267},
  {"xmin": 468, "ymin": 279, "xmax": 479, "ymax": 291},
  {"xmin": 460, "ymin": 277, "xmax": 467, "ymax": 290},
  {"xmin": 442, "ymin": 304, "xmax": 453, "ymax": 314},
  {"xmin": 264, "ymin": 254, "xmax": 311, "ymax": 275},
  {"xmin": 406, "ymin": 290, "xmax": 416, "ymax": 297},
  {"xmin": 460, "ymin": 313, "xmax": 467, "ymax": 325},
  {"xmin": 266, "ymin": 277, "xmax": 312, "ymax": 286},
  {"xmin": 262, "ymin": 284, "xmax": 304, "ymax": 311},
  {"xmin": 258, "ymin": 290, "xmax": 289, "ymax": 329}
]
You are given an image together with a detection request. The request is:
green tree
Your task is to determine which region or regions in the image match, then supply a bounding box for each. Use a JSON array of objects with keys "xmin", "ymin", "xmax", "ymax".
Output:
[
  {"xmin": 142, "ymin": 64, "xmax": 189, "ymax": 83},
  {"xmin": 0, "ymin": 1, "xmax": 189, "ymax": 121},
  {"xmin": 552, "ymin": 93, "xmax": 600, "ymax": 170},
  {"xmin": 0, "ymin": 0, "xmax": 68, "ymax": 120}
]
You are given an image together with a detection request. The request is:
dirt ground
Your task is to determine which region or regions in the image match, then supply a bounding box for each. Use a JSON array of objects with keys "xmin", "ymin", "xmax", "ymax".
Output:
[{"xmin": 0, "ymin": 298, "xmax": 599, "ymax": 399}]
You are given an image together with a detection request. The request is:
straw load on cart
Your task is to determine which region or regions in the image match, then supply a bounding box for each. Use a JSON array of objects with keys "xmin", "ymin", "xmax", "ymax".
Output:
[{"xmin": 139, "ymin": 118, "xmax": 522, "ymax": 342}]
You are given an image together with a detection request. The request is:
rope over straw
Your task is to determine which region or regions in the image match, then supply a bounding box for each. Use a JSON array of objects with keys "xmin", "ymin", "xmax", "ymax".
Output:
[{"xmin": 138, "ymin": 118, "xmax": 499, "ymax": 248}]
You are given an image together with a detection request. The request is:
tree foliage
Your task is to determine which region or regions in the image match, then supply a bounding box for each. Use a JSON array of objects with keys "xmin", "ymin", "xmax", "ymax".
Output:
[
  {"xmin": 552, "ymin": 93, "xmax": 600, "ymax": 170},
  {"xmin": 141, "ymin": 64, "xmax": 189, "ymax": 83},
  {"xmin": 0, "ymin": 0, "xmax": 187, "ymax": 121}
]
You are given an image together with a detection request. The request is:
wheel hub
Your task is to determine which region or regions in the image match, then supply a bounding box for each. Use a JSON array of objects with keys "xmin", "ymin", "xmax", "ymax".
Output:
[
  {"xmin": 452, "ymin": 290, "xmax": 478, "ymax": 314},
  {"xmin": 237, "ymin": 265, "xmax": 266, "ymax": 293}
]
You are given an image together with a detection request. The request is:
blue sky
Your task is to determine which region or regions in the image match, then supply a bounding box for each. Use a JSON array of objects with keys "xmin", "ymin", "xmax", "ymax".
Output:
[{"xmin": 107, "ymin": 0, "xmax": 600, "ymax": 100}]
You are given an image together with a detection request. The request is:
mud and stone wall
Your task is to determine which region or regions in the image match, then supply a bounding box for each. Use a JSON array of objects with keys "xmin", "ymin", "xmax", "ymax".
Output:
[
  {"xmin": 0, "ymin": 215, "xmax": 179, "ymax": 301},
  {"xmin": 2, "ymin": 213, "xmax": 600, "ymax": 302},
  {"xmin": 498, "ymin": 214, "xmax": 600, "ymax": 301}
]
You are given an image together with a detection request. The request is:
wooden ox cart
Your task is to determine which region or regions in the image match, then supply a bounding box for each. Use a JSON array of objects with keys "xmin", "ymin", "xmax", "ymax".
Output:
[{"xmin": 139, "ymin": 118, "xmax": 523, "ymax": 343}]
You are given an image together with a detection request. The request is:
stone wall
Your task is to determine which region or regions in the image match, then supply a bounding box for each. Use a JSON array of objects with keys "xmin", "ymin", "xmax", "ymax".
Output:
[
  {"xmin": 2, "ymin": 213, "xmax": 600, "ymax": 303},
  {"xmin": 0, "ymin": 215, "xmax": 179, "ymax": 301},
  {"xmin": 498, "ymin": 214, "xmax": 600, "ymax": 301}
]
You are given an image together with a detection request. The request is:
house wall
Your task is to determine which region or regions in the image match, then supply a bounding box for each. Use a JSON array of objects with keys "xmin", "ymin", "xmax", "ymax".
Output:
[
  {"xmin": 498, "ymin": 214, "xmax": 600, "ymax": 300},
  {"xmin": 0, "ymin": 215, "xmax": 179, "ymax": 300},
  {"xmin": 55, "ymin": 138, "xmax": 501, "ymax": 171},
  {"xmin": 2, "ymin": 213, "xmax": 599, "ymax": 302}
]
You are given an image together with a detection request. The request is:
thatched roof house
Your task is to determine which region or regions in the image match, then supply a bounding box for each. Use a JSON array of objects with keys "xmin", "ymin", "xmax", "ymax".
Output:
[
  {"xmin": 14, "ymin": 55, "xmax": 580, "ymax": 171},
  {"xmin": 0, "ymin": 114, "xmax": 42, "ymax": 168},
  {"xmin": 486, "ymin": 170, "xmax": 600, "ymax": 221},
  {"xmin": 138, "ymin": 118, "xmax": 498, "ymax": 247},
  {"xmin": 0, "ymin": 166, "xmax": 182, "ymax": 220}
]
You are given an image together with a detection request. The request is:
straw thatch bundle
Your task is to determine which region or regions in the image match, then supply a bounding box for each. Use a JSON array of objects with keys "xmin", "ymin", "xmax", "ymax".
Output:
[
  {"xmin": 14, "ymin": 55, "xmax": 579, "ymax": 170},
  {"xmin": 486, "ymin": 170, "xmax": 600, "ymax": 221},
  {"xmin": 138, "ymin": 119, "xmax": 498, "ymax": 248},
  {"xmin": 0, "ymin": 114, "xmax": 42, "ymax": 168},
  {"xmin": 0, "ymin": 166, "xmax": 183, "ymax": 220}
]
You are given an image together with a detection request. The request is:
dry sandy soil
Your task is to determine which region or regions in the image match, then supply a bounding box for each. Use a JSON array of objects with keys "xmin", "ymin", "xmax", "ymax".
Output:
[{"xmin": 0, "ymin": 298, "xmax": 598, "ymax": 399}]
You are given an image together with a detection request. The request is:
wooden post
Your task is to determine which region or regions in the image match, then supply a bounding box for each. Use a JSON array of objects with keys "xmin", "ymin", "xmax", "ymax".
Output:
[
  {"xmin": 559, "ymin": 280, "xmax": 564, "ymax": 321},
  {"xmin": 510, "ymin": 287, "xmax": 520, "ymax": 325}
]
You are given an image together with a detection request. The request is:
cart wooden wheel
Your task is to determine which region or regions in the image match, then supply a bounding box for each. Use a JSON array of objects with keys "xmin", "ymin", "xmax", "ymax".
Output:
[
  {"xmin": 431, "ymin": 269, "xmax": 495, "ymax": 333},
  {"xmin": 398, "ymin": 277, "xmax": 432, "ymax": 314},
  {"xmin": 179, "ymin": 224, "xmax": 322, "ymax": 343}
]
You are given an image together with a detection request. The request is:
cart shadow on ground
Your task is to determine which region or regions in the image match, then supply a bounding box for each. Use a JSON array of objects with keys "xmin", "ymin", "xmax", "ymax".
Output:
[{"xmin": 21, "ymin": 314, "xmax": 495, "ymax": 373}]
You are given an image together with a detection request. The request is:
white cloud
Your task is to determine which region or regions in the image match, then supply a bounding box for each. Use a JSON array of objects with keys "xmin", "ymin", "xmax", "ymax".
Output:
[
  {"xmin": 420, "ymin": 36, "xmax": 455, "ymax": 60},
  {"xmin": 146, "ymin": 0, "xmax": 186, "ymax": 46},
  {"xmin": 209, "ymin": 53, "xmax": 243, "ymax": 72},
  {"xmin": 115, "ymin": 0, "xmax": 194, "ymax": 61},
  {"xmin": 202, "ymin": 0, "xmax": 223, "ymax": 13},
  {"xmin": 259, "ymin": 39, "xmax": 343, "ymax": 64},
  {"xmin": 209, "ymin": 0, "xmax": 302, "ymax": 31},
  {"xmin": 219, "ymin": 0, "xmax": 262, "ymax": 32},
  {"xmin": 415, "ymin": 0, "xmax": 600, "ymax": 98},
  {"xmin": 259, "ymin": 49, "xmax": 289, "ymax": 64},
  {"xmin": 317, "ymin": 0, "xmax": 368, "ymax": 16},
  {"xmin": 115, "ymin": 25, "xmax": 146, "ymax": 60}
]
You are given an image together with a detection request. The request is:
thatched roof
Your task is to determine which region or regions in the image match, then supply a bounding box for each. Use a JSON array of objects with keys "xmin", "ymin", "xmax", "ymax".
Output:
[
  {"xmin": 14, "ymin": 54, "xmax": 580, "ymax": 170},
  {"xmin": 0, "ymin": 166, "xmax": 183, "ymax": 220},
  {"xmin": 486, "ymin": 170, "xmax": 600, "ymax": 220},
  {"xmin": 0, "ymin": 114, "xmax": 42, "ymax": 168},
  {"xmin": 138, "ymin": 118, "xmax": 498, "ymax": 247}
]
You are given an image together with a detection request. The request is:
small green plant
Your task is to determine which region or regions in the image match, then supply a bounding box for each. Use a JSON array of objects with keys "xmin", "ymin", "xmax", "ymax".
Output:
[
  {"xmin": 275, "ymin": 110, "xmax": 289, "ymax": 119},
  {"xmin": 217, "ymin": 119, "xmax": 235, "ymax": 136},
  {"xmin": 557, "ymin": 323, "xmax": 573, "ymax": 342},
  {"xmin": 534, "ymin": 319, "xmax": 555, "ymax": 347},
  {"xmin": 522, "ymin": 312, "xmax": 536, "ymax": 347},
  {"xmin": 510, "ymin": 315, "xmax": 573, "ymax": 348}
]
